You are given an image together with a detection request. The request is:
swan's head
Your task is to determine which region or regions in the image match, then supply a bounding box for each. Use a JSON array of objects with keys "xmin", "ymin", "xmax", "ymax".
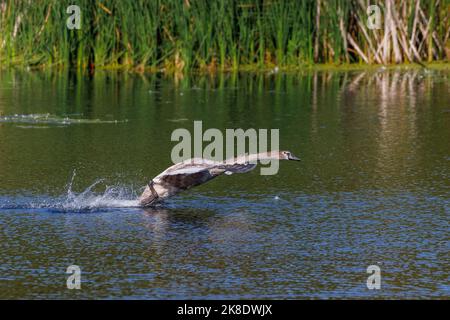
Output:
[{"xmin": 279, "ymin": 150, "xmax": 300, "ymax": 161}]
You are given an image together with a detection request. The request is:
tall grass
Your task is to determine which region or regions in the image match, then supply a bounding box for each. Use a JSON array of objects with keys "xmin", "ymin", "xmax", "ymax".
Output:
[{"xmin": 0, "ymin": 0, "xmax": 449, "ymax": 71}]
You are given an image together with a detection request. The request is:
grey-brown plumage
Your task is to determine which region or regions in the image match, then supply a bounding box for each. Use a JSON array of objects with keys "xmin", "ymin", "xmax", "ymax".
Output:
[{"xmin": 138, "ymin": 151, "xmax": 300, "ymax": 207}]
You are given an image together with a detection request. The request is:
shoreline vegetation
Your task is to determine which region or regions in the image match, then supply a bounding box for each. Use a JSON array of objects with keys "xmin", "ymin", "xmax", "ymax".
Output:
[{"xmin": 0, "ymin": 0, "xmax": 449, "ymax": 73}]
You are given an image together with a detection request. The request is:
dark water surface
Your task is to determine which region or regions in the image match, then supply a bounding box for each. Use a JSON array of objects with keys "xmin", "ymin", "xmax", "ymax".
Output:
[{"xmin": 0, "ymin": 69, "xmax": 448, "ymax": 299}]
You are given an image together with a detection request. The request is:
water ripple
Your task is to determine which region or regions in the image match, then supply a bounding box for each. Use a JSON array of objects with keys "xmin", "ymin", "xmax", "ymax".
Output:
[{"xmin": 0, "ymin": 113, "xmax": 127, "ymax": 125}]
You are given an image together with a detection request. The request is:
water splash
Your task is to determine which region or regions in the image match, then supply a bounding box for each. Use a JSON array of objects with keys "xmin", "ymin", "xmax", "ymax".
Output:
[
  {"xmin": 0, "ymin": 170, "xmax": 140, "ymax": 213},
  {"xmin": 0, "ymin": 113, "xmax": 128, "ymax": 125},
  {"xmin": 57, "ymin": 170, "xmax": 140, "ymax": 211}
]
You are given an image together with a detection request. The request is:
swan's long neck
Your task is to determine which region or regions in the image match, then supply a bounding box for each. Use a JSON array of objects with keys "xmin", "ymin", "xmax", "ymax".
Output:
[{"xmin": 226, "ymin": 151, "xmax": 280, "ymax": 163}]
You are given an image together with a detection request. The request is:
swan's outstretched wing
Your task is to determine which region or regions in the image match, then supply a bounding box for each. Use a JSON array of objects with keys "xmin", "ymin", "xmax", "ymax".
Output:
[
  {"xmin": 159, "ymin": 166, "xmax": 215, "ymax": 190},
  {"xmin": 158, "ymin": 162, "xmax": 257, "ymax": 190},
  {"xmin": 139, "ymin": 160, "xmax": 259, "ymax": 206},
  {"xmin": 221, "ymin": 162, "xmax": 257, "ymax": 174}
]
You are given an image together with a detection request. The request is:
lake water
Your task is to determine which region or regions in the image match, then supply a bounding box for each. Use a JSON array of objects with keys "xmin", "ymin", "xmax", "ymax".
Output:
[{"xmin": 0, "ymin": 68, "xmax": 448, "ymax": 299}]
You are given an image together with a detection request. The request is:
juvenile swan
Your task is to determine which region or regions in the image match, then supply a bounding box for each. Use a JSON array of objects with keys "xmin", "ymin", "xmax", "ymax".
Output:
[{"xmin": 138, "ymin": 151, "xmax": 300, "ymax": 207}]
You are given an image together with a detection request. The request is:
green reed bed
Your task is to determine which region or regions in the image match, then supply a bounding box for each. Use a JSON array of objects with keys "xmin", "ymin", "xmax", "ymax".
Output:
[{"xmin": 0, "ymin": 0, "xmax": 449, "ymax": 71}]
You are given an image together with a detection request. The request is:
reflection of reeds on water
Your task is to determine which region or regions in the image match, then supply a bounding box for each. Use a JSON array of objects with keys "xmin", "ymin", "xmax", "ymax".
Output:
[{"xmin": 337, "ymin": 69, "xmax": 448, "ymax": 188}]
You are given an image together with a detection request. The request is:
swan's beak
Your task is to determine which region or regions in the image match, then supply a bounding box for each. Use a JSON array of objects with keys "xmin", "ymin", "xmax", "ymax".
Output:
[{"xmin": 288, "ymin": 153, "xmax": 301, "ymax": 161}]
